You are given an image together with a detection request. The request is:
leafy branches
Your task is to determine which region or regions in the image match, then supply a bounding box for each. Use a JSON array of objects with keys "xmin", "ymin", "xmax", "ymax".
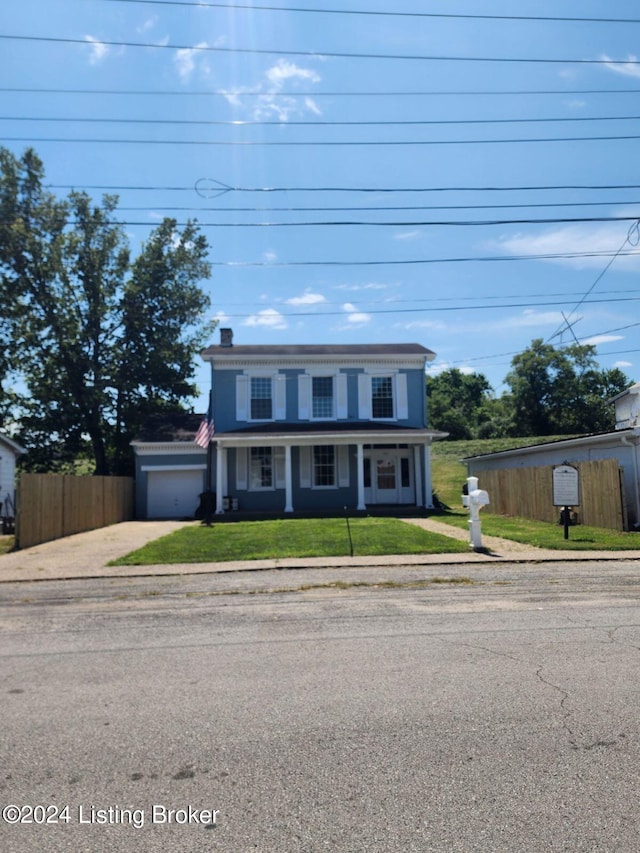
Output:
[{"xmin": 0, "ymin": 147, "xmax": 214, "ymax": 474}]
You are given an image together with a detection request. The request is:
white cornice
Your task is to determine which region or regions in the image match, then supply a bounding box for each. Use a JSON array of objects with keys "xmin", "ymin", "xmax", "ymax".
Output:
[{"xmin": 208, "ymin": 356, "xmax": 430, "ymax": 371}]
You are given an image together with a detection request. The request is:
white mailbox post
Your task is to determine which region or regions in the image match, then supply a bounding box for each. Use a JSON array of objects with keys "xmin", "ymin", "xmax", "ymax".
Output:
[{"xmin": 466, "ymin": 476, "xmax": 490, "ymax": 550}]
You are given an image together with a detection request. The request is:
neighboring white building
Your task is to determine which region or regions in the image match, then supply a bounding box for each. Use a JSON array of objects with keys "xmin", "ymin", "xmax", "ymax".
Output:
[
  {"xmin": 0, "ymin": 431, "xmax": 25, "ymax": 520},
  {"xmin": 464, "ymin": 383, "xmax": 640, "ymax": 529}
]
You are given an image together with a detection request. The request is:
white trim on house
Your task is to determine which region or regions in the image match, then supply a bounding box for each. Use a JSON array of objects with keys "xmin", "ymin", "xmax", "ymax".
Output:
[
  {"xmin": 207, "ymin": 355, "xmax": 432, "ymax": 372},
  {"xmin": 131, "ymin": 442, "xmax": 205, "ymax": 456},
  {"xmin": 141, "ymin": 464, "xmax": 207, "ymax": 472}
]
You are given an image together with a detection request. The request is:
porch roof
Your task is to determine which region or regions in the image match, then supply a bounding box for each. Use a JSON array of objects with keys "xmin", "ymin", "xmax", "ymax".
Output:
[{"xmin": 215, "ymin": 421, "xmax": 447, "ymax": 446}]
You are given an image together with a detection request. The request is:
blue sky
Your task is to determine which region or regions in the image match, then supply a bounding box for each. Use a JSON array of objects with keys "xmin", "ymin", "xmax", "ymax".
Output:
[{"xmin": 3, "ymin": 0, "xmax": 640, "ymax": 413}]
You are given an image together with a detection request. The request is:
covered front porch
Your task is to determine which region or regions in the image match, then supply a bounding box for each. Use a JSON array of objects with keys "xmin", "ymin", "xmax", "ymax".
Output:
[{"xmin": 208, "ymin": 424, "xmax": 447, "ymax": 516}]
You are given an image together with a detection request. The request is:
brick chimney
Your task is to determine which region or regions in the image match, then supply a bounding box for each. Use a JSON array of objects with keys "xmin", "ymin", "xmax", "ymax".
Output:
[{"xmin": 220, "ymin": 328, "xmax": 233, "ymax": 347}]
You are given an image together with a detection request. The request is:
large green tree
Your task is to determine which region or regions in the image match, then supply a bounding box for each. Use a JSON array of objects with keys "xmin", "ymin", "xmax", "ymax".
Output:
[
  {"xmin": 504, "ymin": 338, "xmax": 631, "ymax": 436},
  {"xmin": 0, "ymin": 147, "xmax": 215, "ymax": 474},
  {"xmin": 427, "ymin": 368, "xmax": 494, "ymax": 439}
]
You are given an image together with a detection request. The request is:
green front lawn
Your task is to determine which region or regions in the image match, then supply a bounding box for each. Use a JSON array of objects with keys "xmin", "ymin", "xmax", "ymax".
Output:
[
  {"xmin": 436, "ymin": 511, "xmax": 640, "ymax": 550},
  {"xmin": 111, "ymin": 517, "xmax": 470, "ymax": 566}
]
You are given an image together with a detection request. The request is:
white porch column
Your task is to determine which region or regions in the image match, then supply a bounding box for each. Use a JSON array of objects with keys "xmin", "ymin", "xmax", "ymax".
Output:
[
  {"xmin": 284, "ymin": 444, "xmax": 293, "ymax": 512},
  {"xmin": 215, "ymin": 444, "xmax": 225, "ymax": 514},
  {"xmin": 423, "ymin": 441, "xmax": 434, "ymax": 508},
  {"xmin": 413, "ymin": 445, "xmax": 424, "ymax": 508},
  {"xmin": 356, "ymin": 443, "xmax": 366, "ymax": 510}
]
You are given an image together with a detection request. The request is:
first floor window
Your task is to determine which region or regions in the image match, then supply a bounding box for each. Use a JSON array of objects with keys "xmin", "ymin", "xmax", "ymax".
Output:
[
  {"xmin": 250, "ymin": 377, "xmax": 272, "ymax": 420},
  {"xmin": 313, "ymin": 445, "xmax": 335, "ymax": 487},
  {"xmin": 250, "ymin": 447, "xmax": 273, "ymax": 489},
  {"xmin": 371, "ymin": 376, "xmax": 394, "ymax": 419}
]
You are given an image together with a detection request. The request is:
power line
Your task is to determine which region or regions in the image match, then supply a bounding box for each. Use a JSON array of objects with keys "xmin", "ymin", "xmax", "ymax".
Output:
[
  {"xmin": 209, "ymin": 251, "xmax": 640, "ymax": 268},
  {"xmin": 46, "ymin": 182, "xmax": 640, "ymax": 194},
  {"xmin": 4, "ymin": 86, "xmax": 640, "ymax": 98},
  {"xmin": 22, "ymin": 215, "xmax": 640, "ymax": 228},
  {"xmin": 221, "ymin": 295, "xmax": 640, "ymax": 319},
  {"xmin": 215, "ymin": 289, "xmax": 640, "ymax": 308},
  {"xmin": 7, "ymin": 113, "xmax": 640, "ymax": 128},
  {"xmin": 6, "ymin": 133, "xmax": 640, "ymax": 146},
  {"xmin": 101, "ymin": 0, "xmax": 640, "ymax": 26},
  {"xmin": 1, "ymin": 33, "xmax": 639, "ymax": 66},
  {"xmin": 116, "ymin": 201, "xmax": 640, "ymax": 214},
  {"xmin": 547, "ymin": 221, "xmax": 640, "ymax": 343}
]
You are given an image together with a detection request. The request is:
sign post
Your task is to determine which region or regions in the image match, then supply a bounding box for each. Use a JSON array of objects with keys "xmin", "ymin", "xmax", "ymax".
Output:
[{"xmin": 552, "ymin": 464, "xmax": 580, "ymax": 540}]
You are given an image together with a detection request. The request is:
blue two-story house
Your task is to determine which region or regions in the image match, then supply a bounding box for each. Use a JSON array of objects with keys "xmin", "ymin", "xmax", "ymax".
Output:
[{"xmin": 132, "ymin": 329, "xmax": 446, "ymax": 518}]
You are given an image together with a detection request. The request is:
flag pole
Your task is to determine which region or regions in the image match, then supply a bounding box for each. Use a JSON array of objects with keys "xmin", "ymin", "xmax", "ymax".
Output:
[{"xmin": 204, "ymin": 388, "xmax": 214, "ymax": 527}]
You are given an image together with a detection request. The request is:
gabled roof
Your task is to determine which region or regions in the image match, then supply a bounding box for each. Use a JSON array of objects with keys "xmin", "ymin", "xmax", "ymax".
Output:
[
  {"xmin": 608, "ymin": 381, "xmax": 640, "ymax": 405},
  {"xmin": 0, "ymin": 432, "xmax": 26, "ymax": 456}
]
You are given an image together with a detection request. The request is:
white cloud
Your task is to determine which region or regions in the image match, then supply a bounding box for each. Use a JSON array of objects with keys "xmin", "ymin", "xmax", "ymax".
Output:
[
  {"xmin": 285, "ymin": 291, "xmax": 327, "ymax": 306},
  {"xmin": 262, "ymin": 250, "xmax": 278, "ymax": 263},
  {"xmin": 343, "ymin": 302, "xmax": 371, "ymax": 325},
  {"xmin": 174, "ymin": 41, "xmax": 210, "ymax": 82},
  {"xmin": 580, "ymin": 334, "xmax": 624, "ymax": 346},
  {"xmin": 394, "ymin": 230, "xmax": 421, "ymax": 241},
  {"xmin": 243, "ymin": 308, "xmax": 288, "ymax": 330},
  {"xmin": 426, "ymin": 362, "xmax": 475, "ymax": 376},
  {"xmin": 503, "ymin": 310, "xmax": 566, "ymax": 328},
  {"xmin": 223, "ymin": 58, "xmax": 322, "ymax": 121},
  {"xmin": 494, "ymin": 222, "xmax": 640, "ymax": 270},
  {"xmin": 85, "ymin": 36, "xmax": 109, "ymax": 65},
  {"xmin": 138, "ymin": 16, "xmax": 158, "ymax": 33},
  {"xmin": 600, "ymin": 53, "xmax": 640, "ymax": 79},
  {"xmin": 614, "ymin": 360, "xmax": 632, "ymax": 368},
  {"xmin": 266, "ymin": 59, "xmax": 321, "ymax": 87},
  {"xmin": 334, "ymin": 282, "xmax": 390, "ymax": 292},
  {"xmin": 213, "ymin": 310, "xmax": 230, "ymax": 325},
  {"xmin": 397, "ymin": 319, "xmax": 446, "ymax": 331}
]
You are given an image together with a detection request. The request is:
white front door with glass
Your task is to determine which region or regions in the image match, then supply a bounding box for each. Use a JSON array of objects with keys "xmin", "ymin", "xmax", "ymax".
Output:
[{"xmin": 364, "ymin": 449, "xmax": 414, "ymax": 504}]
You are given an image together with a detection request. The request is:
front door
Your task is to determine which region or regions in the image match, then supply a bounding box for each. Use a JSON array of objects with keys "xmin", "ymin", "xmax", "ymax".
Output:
[
  {"xmin": 375, "ymin": 454, "xmax": 398, "ymax": 502},
  {"xmin": 365, "ymin": 450, "xmax": 414, "ymax": 504}
]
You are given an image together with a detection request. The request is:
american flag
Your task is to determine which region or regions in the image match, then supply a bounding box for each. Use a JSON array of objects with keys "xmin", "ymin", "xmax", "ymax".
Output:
[{"xmin": 195, "ymin": 414, "xmax": 215, "ymax": 448}]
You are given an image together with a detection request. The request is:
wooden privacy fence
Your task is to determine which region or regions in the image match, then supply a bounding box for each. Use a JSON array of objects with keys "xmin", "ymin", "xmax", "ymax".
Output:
[
  {"xmin": 473, "ymin": 459, "xmax": 626, "ymax": 531},
  {"xmin": 16, "ymin": 473, "xmax": 134, "ymax": 549}
]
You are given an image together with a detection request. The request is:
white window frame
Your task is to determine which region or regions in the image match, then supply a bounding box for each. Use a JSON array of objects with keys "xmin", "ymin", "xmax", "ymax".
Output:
[
  {"xmin": 237, "ymin": 371, "xmax": 287, "ymax": 423},
  {"xmin": 299, "ymin": 445, "xmax": 349, "ymax": 490},
  {"xmin": 250, "ymin": 375, "xmax": 274, "ymax": 422},
  {"xmin": 358, "ymin": 371, "xmax": 408, "ymax": 422},
  {"xmin": 249, "ymin": 446, "xmax": 274, "ymax": 491},
  {"xmin": 237, "ymin": 446, "xmax": 286, "ymax": 492},
  {"xmin": 298, "ymin": 370, "xmax": 348, "ymax": 421}
]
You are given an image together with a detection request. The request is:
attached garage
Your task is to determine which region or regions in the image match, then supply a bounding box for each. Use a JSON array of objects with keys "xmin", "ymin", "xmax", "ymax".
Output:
[{"xmin": 145, "ymin": 467, "xmax": 205, "ymax": 519}]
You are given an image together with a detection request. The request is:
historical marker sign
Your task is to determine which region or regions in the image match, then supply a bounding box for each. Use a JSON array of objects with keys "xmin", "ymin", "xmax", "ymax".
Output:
[{"xmin": 553, "ymin": 464, "xmax": 580, "ymax": 507}]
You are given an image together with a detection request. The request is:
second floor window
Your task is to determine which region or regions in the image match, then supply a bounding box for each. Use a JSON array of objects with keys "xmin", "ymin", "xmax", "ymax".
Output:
[
  {"xmin": 371, "ymin": 376, "xmax": 394, "ymax": 419},
  {"xmin": 251, "ymin": 377, "xmax": 272, "ymax": 420},
  {"xmin": 312, "ymin": 376, "xmax": 334, "ymax": 418}
]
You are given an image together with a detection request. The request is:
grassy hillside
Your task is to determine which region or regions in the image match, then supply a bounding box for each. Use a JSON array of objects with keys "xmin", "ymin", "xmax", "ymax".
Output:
[{"xmin": 431, "ymin": 435, "xmax": 578, "ymax": 509}]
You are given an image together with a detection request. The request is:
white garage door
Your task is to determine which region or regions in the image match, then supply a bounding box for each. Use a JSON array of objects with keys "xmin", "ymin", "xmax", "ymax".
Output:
[{"xmin": 147, "ymin": 469, "xmax": 204, "ymax": 519}]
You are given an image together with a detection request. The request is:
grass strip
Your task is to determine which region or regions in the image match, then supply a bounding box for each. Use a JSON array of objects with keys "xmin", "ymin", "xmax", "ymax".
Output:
[{"xmin": 434, "ymin": 511, "xmax": 640, "ymax": 550}]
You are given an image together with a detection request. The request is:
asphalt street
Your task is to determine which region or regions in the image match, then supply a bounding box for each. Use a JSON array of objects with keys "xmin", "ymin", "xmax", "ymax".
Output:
[{"xmin": 2, "ymin": 562, "xmax": 640, "ymax": 852}]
